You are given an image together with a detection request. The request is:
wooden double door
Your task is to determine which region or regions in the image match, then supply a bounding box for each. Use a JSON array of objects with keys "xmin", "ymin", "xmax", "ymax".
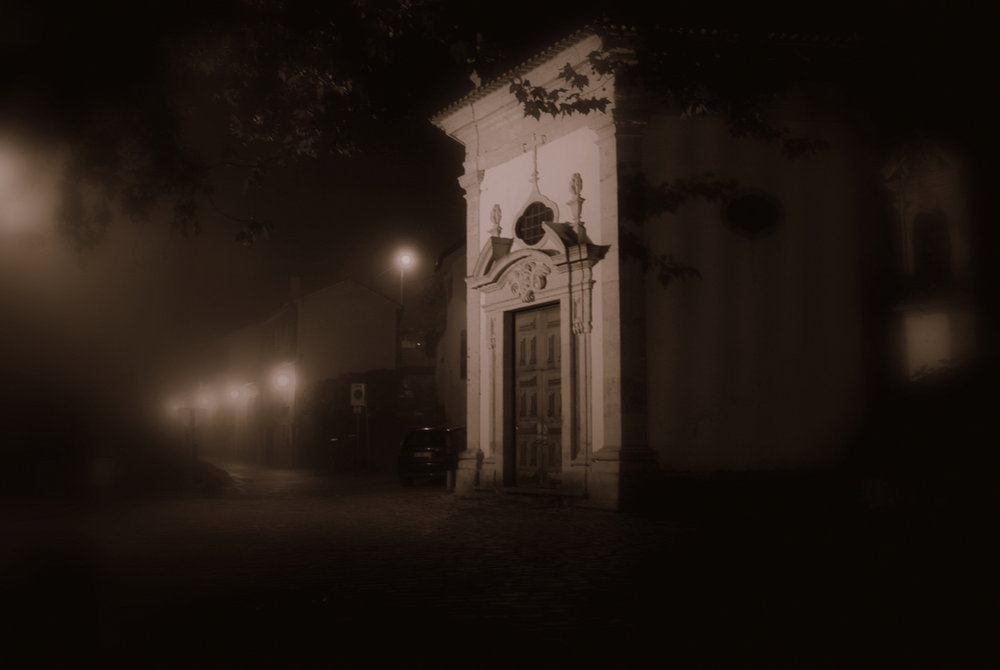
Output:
[{"xmin": 513, "ymin": 303, "xmax": 562, "ymax": 487}]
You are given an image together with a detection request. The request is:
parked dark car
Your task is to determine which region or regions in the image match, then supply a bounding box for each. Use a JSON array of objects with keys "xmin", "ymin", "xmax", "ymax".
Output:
[{"xmin": 397, "ymin": 427, "xmax": 465, "ymax": 487}]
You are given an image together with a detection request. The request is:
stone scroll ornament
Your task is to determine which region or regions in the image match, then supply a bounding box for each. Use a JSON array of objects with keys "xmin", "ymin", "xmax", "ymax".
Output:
[{"xmin": 508, "ymin": 260, "xmax": 551, "ymax": 303}]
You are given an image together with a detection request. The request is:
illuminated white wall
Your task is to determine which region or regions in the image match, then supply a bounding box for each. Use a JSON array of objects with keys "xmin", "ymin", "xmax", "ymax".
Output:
[{"xmin": 478, "ymin": 126, "xmax": 602, "ymax": 245}]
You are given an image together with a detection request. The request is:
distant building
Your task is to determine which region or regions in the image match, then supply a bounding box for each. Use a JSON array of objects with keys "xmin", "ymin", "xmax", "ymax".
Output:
[
  {"xmin": 432, "ymin": 28, "xmax": 984, "ymax": 508},
  {"xmin": 397, "ymin": 311, "xmax": 440, "ymax": 427},
  {"xmin": 200, "ymin": 279, "xmax": 400, "ymax": 467}
]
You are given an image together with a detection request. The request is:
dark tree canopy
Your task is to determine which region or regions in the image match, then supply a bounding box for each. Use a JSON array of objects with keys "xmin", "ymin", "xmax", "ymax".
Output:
[{"xmin": 1, "ymin": 0, "xmax": 990, "ymax": 249}]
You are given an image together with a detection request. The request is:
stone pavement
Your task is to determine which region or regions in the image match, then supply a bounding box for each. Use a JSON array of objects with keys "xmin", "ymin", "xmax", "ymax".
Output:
[{"xmin": 1, "ymin": 461, "xmax": 992, "ymax": 668}]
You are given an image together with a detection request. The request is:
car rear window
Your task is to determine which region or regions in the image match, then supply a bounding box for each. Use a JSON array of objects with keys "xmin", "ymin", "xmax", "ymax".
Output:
[{"xmin": 402, "ymin": 430, "xmax": 447, "ymax": 450}]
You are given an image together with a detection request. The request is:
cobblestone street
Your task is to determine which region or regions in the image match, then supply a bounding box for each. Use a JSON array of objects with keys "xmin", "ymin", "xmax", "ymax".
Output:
[{"xmin": 2, "ymin": 461, "xmax": 992, "ymax": 668}]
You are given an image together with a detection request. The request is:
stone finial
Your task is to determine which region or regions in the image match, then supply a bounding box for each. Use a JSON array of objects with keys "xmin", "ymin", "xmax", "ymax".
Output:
[
  {"xmin": 568, "ymin": 173, "xmax": 586, "ymax": 238},
  {"xmin": 489, "ymin": 204, "xmax": 502, "ymax": 237}
]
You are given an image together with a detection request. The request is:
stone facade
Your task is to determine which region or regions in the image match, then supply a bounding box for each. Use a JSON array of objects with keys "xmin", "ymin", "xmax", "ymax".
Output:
[
  {"xmin": 432, "ymin": 30, "xmax": 978, "ymax": 509},
  {"xmin": 434, "ymin": 33, "xmax": 651, "ymax": 508}
]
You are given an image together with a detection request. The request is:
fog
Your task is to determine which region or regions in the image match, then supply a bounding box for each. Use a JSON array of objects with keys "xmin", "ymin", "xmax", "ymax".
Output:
[{"xmin": 1, "ymin": 121, "xmax": 462, "ymax": 479}]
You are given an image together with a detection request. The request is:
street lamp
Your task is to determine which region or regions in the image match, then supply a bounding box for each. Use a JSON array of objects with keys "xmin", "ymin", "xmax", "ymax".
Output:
[
  {"xmin": 196, "ymin": 388, "xmax": 215, "ymax": 412},
  {"xmin": 397, "ymin": 250, "xmax": 415, "ymax": 304},
  {"xmin": 271, "ymin": 366, "xmax": 295, "ymax": 397}
]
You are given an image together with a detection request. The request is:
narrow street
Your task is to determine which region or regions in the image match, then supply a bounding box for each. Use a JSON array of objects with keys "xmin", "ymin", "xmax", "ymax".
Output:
[{"xmin": 2, "ymin": 462, "xmax": 991, "ymax": 668}]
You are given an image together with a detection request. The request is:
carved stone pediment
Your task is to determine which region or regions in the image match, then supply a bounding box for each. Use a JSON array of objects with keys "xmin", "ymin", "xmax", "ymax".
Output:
[
  {"xmin": 468, "ymin": 229, "xmax": 609, "ymax": 294},
  {"xmin": 471, "ymin": 236, "xmax": 514, "ymax": 278},
  {"xmin": 506, "ymin": 258, "xmax": 552, "ymax": 303},
  {"xmin": 469, "ymin": 247, "xmax": 556, "ymax": 290}
]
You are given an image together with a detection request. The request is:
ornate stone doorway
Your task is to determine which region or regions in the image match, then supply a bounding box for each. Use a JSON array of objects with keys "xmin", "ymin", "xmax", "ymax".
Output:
[{"xmin": 512, "ymin": 303, "xmax": 562, "ymax": 488}]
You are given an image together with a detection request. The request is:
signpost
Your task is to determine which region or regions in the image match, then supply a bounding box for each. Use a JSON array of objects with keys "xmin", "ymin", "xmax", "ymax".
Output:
[
  {"xmin": 181, "ymin": 406, "xmax": 197, "ymax": 485},
  {"xmin": 350, "ymin": 383, "xmax": 367, "ymax": 470},
  {"xmin": 350, "ymin": 383, "xmax": 366, "ymax": 410}
]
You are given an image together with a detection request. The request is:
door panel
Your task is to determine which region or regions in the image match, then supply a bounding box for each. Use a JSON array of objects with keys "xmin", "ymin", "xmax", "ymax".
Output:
[{"xmin": 514, "ymin": 304, "xmax": 561, "ymax": 487}]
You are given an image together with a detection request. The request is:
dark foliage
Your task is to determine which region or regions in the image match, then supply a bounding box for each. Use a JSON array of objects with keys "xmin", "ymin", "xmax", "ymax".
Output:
[
  {"xmin": 616, "ymin": 172, "xmax": 736, "ymax": 285},
  {"xmin": 620, "ymin": 230, "xmax": 701, "ymax": 287},
  {"xmin": 2, "ymin": 1, "xmax": 990, "ymax": 251},
  {"xmin": 508, "ymin": 58, "xmax": 611, "ymax": 120},
  {"xmin": 619, "ymin": 172, "xmax": 737, "ymax": 223}
]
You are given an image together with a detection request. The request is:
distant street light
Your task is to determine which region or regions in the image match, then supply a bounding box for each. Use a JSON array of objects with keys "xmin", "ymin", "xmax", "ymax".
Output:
[
  {"xmin": 196, "ymin": 388, "xmax": 215, "ymax": 412},
  {"xmin": 397, "ymin": 250, "xmax": 415, "ymax": 304},
  {"xmin": 272, "ymin": 366, "xmax": 295, "ymax": 394},
  {"xmin": 165, "ymin": 397, "xmax": 183, "ymax": 420},
  {"xmin": 0, "ymin": 136, "xmax": 61, "ymax": 234}
]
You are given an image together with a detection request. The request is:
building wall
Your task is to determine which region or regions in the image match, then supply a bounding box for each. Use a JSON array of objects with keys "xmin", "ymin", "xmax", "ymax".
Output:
[
  {"xmin": 203, "ymin": 280, "xmax": 398, "ymax": 467},
  {"xmin": 296, "ymin": 280, "xmax": 398, "ymax": 392},
  {"xmin": 475, "ymin": 126, "xmax": 611, "ymax": 450},
  {"xmin": 639, "ymin": 109, "xmax": 868, "ymax": 470},
  {"xmin": 437, "ymin": 32, "xmax": 632, "ymax": 498},
  {"xmin": 435, "ymin": 30, "xmax": 898, "ymax": 506},
  {"xmin": 435, "ymin": 244, "xmax": 468, "ymax": 426},
  {"xmin": 478, "ymin": 127, "xmax": 603, "ymax": 245}
]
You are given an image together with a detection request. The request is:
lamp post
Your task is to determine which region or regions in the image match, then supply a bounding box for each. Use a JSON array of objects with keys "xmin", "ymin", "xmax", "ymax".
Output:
[{"xmin": 397, "ymin": 250, "xmax": 415, "ymax": 304}]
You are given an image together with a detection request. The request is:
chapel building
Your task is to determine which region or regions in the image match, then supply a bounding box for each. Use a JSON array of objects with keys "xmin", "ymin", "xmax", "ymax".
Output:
[{"xmin": 432, "ymin": 27, "xmax": 978, "ymax": 509}]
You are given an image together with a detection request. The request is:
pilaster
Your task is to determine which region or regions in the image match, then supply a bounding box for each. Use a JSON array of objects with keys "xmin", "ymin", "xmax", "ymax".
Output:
[
  {"xmin": 587, "ymin": 108, "xmax": 659, "ymax": 509},
  {"xmin": 456, "ymin": 163, "xmax": 485, "ymax": 494}
]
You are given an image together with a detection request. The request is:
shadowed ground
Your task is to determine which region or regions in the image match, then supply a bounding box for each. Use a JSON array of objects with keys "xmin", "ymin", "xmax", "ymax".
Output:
[{"xmin": 1, "ymin": 460, "xmax": 993, "ymax": 668}]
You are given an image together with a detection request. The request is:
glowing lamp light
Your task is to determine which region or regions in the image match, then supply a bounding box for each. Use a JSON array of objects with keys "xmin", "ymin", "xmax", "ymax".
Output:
[
  {"xmin": 396, "ymin": 249, "xmax": 417, "ymax": 304},
  {"xmin": 195, "ymin": 386, "xmax": 217, "ymax": 411},
  {"xmin": 275, "ymin": 373, "xmax": 291, "ymax": 388},
  {"xmin": 0, "ymin": 138, "xmax": 62, "ymax": 234},
  {"xmin": 228, "ymin": 386, "xmax": 241, "ymax": 401},
  {"xmin": 165, "ymin": 398, "xmax": 182, "ymax": 418}
]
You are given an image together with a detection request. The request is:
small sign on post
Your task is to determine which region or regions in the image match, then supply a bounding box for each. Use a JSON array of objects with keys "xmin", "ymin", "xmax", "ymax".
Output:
[{"xmin": 350, "ymin": 383, "xmax": 366, "ymax": 412}]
